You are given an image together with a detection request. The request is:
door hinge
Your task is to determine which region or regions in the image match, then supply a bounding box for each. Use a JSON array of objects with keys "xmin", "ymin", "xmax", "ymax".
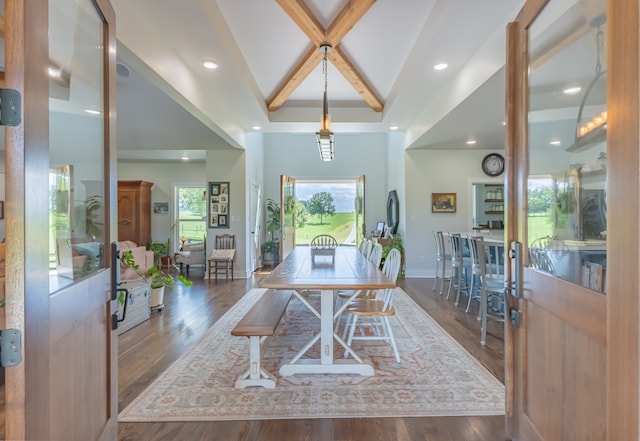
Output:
[
  {"xmin": 510, "ymin": 309, "xmax": 522, "ymax": 328},
  {"xmin": 0, "ymin": 88, "xmax": 21, "ymax": 126},
  {"xmin": 0, "ymin": 329, "xmax": 22, "ymax": 367}
]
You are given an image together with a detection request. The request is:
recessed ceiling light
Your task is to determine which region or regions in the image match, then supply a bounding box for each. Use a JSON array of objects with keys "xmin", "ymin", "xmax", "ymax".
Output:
[
  {"xmin": 84, "ymin": 109, "xmax": 101, "ymax": 115},
  {"xmin": 563, "ymin": 86, "xmax": 581, "ymax": 95},
  {"xmin": 502, "ymin": 121, "xmax": 506, "ymax": 126},
  {"xmin": 389, "ymin": 125, "xmax": 399, "ymax": 131},
  {"xmin": 466, "ymin": 139, "xmax": 477, "ymax": 145},
  {"xmin": 252, "ymin": 125, "xmax": 262, "ymax": 130},
  {"xmin": 433, "ymin": 63, "xmax": 448, "ymax": 71},
  {"xmin": 203, "ymin": 60, "xmax": 219, "ymax": 70},
  {"xmin": 549, "ymin": 140, "xmax": 561, "ymax": 146},
  {"xmin": 181, "ymin": 156, "xmax": 189, "ymax": 161}
]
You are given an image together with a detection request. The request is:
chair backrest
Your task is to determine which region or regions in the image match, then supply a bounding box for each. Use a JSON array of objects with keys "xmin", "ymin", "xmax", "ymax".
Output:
[
  {"xmin": 310, "ymin": 234, "xmax": 338, "ymax": 249},
  {"xmin": 362, "ymin": 239, "xmax": 373, "ymax": 259},
  {"xmin": 215, "ymin": 234, "xmax": 236, "ymax": 250},
  {"xmin": 467, "ymin": 235, "xmax": 484, "ymax": 275},
  {"xmin": 468, "ymin": 236, "xmax": 505, "ymax": 278},
  {"xmin": 368, "ymin": 243, "xmax": 383, "ymax": 268},
  {"xmin": 379, "ymin": 248, "xmax": 402, "ymax": 311},
  {"xmin": 358, "ymin": 238, "xmax": 371, "ymax": 254},
  {"xmin": 433, "ymin": 231, "xmax": 446, "ymax": 257},
  {"xmin": 449, "ymin": 233, "xmax": 463, "ymax": 263}
]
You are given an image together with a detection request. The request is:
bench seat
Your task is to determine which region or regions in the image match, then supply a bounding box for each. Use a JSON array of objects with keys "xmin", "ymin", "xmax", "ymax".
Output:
[{"xmin": 231, "ymin": 289, "xmax": 292, "ymax": 388}]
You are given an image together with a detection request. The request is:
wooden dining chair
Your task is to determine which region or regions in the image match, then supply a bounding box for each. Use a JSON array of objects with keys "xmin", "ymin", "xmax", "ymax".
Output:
[
  {"xmin": 342, "ymin": 248, "xmax": 402, "ymax": 362},
  {"xmin": 208, "ymin": 234, "xmax": 236, "ymax": 283}
]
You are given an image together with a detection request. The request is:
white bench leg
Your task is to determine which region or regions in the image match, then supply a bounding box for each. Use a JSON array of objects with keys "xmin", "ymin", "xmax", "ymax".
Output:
[{"xmin": 235, "ymin": 336, "xmax": 276, "ymax": 389}]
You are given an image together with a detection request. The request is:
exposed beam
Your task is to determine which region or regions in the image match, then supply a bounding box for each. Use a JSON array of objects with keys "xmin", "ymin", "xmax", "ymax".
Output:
[
  {"xmin": 326, "ymin": 0, "xmax": 376, "ymax": 43},
  {"xmin": 328, "ymin": 46, "xmax": 383, "ymax": 112},
  {"xmin": 267, "ymin": 46, "xmax": 324, "ymax": 111},
  {"xmin": 272, "ymin": 0, "xmax": 382, "ymax": 112}
]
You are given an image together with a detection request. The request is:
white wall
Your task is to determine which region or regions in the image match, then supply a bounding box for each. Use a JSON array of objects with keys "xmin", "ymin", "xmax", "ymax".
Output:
[
  {"xmin": 206, "ymin": 149, "xmax": 248, "ymax": 277},
  {"xmin": 262, "ymin": 133, "xmax": 389, "ymax": 236}
]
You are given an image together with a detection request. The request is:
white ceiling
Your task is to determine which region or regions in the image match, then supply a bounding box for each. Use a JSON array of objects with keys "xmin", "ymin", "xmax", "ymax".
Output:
[{"xmin": 112, "ymin": 0, "xmax": 606, "ymax": 162}]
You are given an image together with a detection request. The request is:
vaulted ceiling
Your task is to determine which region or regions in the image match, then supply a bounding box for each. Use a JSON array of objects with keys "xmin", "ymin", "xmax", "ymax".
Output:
[{"xmin": 112, "ymin": 0, "xmax": 604, "ymax": 162}]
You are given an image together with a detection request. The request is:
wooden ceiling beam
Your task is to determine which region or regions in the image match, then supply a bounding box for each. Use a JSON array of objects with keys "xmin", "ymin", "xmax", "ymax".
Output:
[
  {"xmin": 272, "ymin": 0, "xmax": 383, "ymax": 112},
  {"xmin": 328, "ymin": 46, "xmax": 383, "ymax": 112},
  {"xmin": 276, "ymin": 0, "xmax": 325, "ymax": 43},
  {"xmin": 267, "ymin": 46, "xmax": 324, "ymax": 111},
  {"xmin": 326, "ymin": 0, "xmax": 376, "ymax": 43}
]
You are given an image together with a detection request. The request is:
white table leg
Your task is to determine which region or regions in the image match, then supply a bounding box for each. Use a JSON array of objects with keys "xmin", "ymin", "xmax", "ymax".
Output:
[{"xmin": 279, "ymin": 289, "xmax": 374, "ymax": 377}]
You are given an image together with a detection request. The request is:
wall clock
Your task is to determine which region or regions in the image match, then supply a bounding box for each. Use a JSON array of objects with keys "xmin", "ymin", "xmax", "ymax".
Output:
[{"xmin": 481, "ymin": 153, "xmax": 505, "ymax": 177}]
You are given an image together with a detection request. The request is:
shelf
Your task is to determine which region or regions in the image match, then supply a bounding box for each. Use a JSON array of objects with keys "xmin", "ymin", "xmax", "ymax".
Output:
[
  {"xmin": 484, "ymin": 199, "xmax": 504, "ymax": 203},
  {"xmin": 485, "ymin": 211, "xmax": 504, "ymax": 214},
  {"xmin": 485, "ymin": 183, "xmax": 503, "ymax": 187}
]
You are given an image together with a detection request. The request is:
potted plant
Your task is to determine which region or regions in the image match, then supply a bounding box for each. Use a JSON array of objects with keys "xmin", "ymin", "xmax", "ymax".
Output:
[
  {"xmin": 262, "ymin": 199, "xmax": 280, "ymax": 266},
  {"xmin": 121, "ymin": 250, "xmax": 191, "ymax": 311},
  {"xmin": 380, "ymin": 232, "xmax": 405, "ymax": 278}
]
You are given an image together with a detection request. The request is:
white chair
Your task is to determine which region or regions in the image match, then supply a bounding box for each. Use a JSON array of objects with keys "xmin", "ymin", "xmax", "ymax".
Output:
[
  {"xmin": 333, "ymin": 242, "xmax": 384, "ymax": 331},
  {"xmin": 361, "ymin": 239, "xmax": 373, "ymax": 260},
  {"xmin": 368, "ymin": 242, "xmax": 383, "ymax": 268},
  {"xmin": 432, "ymin": 231, "xmax": 451, "ymax": 295},
  {"xmin": 467, "ymin": 236, "xmax": 505, "ymax": 345},
  {"xmin": 343, "ymin": 248, "xmax": 402, "ymax": 362},
  {"xmin": 358, "ymin": 238, "xmax": 371, "ymax": 254},
  {"xmin": 174, "ymin": 241, "xmax": 206, "ymax": 275}
]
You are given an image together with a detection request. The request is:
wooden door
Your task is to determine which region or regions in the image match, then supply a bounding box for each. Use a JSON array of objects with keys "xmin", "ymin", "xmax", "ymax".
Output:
[
  {"xmin": 504, "ymin": 0, "xmax": 636, "ymax": 439},
  {"xmin": 3, "ymin": 0, "xmax": 118, "ymax": 439}
]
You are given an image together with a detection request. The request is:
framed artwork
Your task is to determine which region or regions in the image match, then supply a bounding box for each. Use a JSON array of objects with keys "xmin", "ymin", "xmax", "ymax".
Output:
[
  {"xmin": 0, "ymin": 201, "xmax": 4, "ymax": 220},
  {"xmin": 432, "ymin": 193, "xmax": 457, "ymax": 213},
  {"xmin": 208, "ymin": 181, "xmax": 230, "ymax": 228},
  {"xmin": 153, "ymin": 201, "xmax": 169, "ymax": 214}
]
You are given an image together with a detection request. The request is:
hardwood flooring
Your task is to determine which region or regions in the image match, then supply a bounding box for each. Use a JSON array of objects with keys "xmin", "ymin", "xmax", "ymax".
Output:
[{"xmin": 118, "ymin": 272, "xmax": 506, "ymax": 441}]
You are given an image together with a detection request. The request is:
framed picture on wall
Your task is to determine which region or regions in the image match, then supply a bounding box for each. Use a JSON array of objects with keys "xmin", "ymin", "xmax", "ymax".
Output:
[
  {"xmin": 432, "ymin": 193, "xmax": 457, "ymax": 213},
  {"xmin": 208, "ymin": 181, "xmax": 230, "ymax": 228}
]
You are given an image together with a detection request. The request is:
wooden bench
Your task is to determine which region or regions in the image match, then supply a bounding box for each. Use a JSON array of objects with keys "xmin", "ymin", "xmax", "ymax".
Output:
[{"xmin": 231, "ymin": 289, "xmax": 292, "ymax": 388}]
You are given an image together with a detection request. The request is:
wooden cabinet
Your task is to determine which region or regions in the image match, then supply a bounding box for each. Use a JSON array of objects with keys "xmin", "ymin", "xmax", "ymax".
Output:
[{"xmin": 118, "ymin": 180, "xmax": 153, "ymax": 245}]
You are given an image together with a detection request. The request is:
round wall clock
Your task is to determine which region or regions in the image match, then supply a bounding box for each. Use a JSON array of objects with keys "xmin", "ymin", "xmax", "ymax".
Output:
[{"xmin": 481, "ymin": 153, "xmax": 505, "ymax": 177}]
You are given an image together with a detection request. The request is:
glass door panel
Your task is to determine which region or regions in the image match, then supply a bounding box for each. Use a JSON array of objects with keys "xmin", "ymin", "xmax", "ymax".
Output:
[
  {"xmin": 527, "ymin": 1, "xmax": 607, "ymax": 293},
  {"xmin": 48, "ymin": 0, "xmax": 106, "ymax": 292}
]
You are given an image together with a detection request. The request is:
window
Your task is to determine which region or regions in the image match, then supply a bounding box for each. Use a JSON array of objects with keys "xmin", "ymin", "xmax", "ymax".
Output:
[{"xmin": 175, "ymin": 185, "xmax": 207, "ymax": 248}]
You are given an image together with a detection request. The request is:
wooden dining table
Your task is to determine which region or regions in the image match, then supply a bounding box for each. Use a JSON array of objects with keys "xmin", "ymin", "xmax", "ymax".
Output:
[{"xmin": 259, "ymin": 245, "xmax": 396, "ymax": 376}]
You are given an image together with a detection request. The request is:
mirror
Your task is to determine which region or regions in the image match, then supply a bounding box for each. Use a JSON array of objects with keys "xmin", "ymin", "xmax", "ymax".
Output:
[{"xmin": 386, "ymin": 190, "xmax": 399, "ymax": 235}]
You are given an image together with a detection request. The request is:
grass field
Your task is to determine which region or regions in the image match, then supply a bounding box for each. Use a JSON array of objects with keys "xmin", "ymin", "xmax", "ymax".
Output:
[
  {"xmin": 295, "ymin": 212, "xmax": 356, "ymax": 245},
  {"xmin": 528, "ymin": 214, "xmax": 553, "ymax": 245}
]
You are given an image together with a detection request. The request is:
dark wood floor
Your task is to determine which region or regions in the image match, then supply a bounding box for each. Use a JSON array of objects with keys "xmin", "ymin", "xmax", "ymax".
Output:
[{"xmin": 118, "ymin": 271, "xmax": 506, "ymax": 441}]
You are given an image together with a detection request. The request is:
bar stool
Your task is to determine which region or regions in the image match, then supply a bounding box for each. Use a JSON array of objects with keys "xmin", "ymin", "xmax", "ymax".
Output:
[{"xmin": 432, "ymin": 231, "xmax": 451, "ymax": 295}]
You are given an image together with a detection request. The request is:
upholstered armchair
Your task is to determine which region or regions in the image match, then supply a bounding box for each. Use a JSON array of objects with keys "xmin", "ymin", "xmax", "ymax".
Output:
[{"xmin": 175, "ymin": 241, "xmax": 206, "ymax": 275}]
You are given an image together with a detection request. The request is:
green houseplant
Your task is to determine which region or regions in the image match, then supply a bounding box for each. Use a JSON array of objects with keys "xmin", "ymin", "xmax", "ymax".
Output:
[
  {"xmin": 121, "ymin": 250, "xmax": 191, "ymax": 310},
  {"xmin": 381, "ymin": 232, "xmax": 405, "ymax": 278}
]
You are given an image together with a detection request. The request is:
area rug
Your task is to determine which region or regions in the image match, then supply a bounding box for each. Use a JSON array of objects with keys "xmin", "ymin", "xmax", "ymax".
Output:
[{"xmin": 119, "ymin": 288, "xmax": 504, "ymax": 421}]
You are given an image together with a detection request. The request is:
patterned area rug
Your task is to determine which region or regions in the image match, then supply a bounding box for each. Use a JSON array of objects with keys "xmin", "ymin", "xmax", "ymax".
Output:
[{"xmin": 119, "ymin": 288, "xmax": 504, "ymax": 421}]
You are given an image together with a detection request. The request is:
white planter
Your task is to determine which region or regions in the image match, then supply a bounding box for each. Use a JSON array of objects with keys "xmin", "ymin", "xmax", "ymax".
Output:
[{"xmin": 150, "ymin": 286, "xmax": 165, "ymax": 311}]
